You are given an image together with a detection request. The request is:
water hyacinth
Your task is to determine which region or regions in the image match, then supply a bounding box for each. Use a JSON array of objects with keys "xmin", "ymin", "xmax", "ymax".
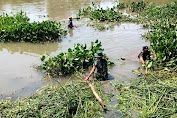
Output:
[
  {"xmin": 77, "ymin": 3, "xmax": 132, "ymax": 30},
  {"xmin": 0, "ymin": 11, "xmax": 67, "ymax": 43},
  {"xmin": 134, "ymin": 2, "xmax": 177, "ymax": 68},
  {"xmin": 39, "ymin": 40, "xmax": 114, "ymax": 77}
]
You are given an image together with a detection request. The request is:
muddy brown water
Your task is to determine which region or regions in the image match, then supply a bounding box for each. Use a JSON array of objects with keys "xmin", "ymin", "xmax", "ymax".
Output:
[{"xmin": 0, "ymin": 0, "xmax": 176, "ymax": 117}]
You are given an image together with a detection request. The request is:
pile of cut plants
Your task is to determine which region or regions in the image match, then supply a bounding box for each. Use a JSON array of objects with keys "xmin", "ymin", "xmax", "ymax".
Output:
[
  {"xmin": 38, "ymin": 39, "xmax": 114, "ymax": 77},
  {"xmin": 0, "ymin": 11, "xmax": 67, "ymax": 43},
  {"xmin": 111, "ymin": 1, "xmax": 177, "ymax": 118},
  {"xmin": 0, "ymin": 81, "xmax": 110, "ymax": 117},
  {"xmin": 114, "ymin": 67, "xmax": 177, "ymax": 118}
]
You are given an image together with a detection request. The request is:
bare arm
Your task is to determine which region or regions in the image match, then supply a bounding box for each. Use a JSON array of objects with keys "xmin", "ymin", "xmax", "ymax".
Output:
[
  {"xmin": 140, "ymin": 56, "xmax": 145, "ymax": 64},
  {"xmin": 85, "ymin": 65, "xmax": 96, "ymax": 81}
]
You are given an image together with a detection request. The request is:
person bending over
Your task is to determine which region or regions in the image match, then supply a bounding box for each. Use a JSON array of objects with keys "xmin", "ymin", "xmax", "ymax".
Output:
[
  {"xmin": 138, "ymin": 46, "xmax": 150, "ymax": 64},
  {"xmin": 85, "ymin": 50, "xmax": 108, "ymax": 81}
]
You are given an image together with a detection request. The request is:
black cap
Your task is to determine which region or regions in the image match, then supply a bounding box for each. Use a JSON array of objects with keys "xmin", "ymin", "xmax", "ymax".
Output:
[{"xmin": 143, "ymin": 46, "xmax": 148, "ymax": 50}]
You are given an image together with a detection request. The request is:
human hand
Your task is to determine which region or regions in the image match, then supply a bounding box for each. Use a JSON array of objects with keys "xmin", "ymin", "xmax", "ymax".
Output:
[{"xmin": 84, "ymin": 77, "xmax": 89, "ymax": 81}]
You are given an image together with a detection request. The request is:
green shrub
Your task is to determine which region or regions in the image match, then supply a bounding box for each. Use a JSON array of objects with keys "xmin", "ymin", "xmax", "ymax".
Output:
[
  {"xmin": 0, "ymin": 11, "xmax": 67, "ymax": 43},
  {"xmin": 39, "ymin": 40, "xmax": 114, "ymax": 77}
]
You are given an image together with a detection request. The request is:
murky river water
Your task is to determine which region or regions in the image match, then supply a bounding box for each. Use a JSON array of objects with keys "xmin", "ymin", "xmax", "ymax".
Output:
[{"xmin": 0, "ymin": 0, "xmax": 175, "ymax": 117}]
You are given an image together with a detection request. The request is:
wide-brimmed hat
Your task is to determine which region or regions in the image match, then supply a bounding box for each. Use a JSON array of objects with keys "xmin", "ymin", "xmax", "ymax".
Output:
[{"xmin": 95, "ymin": 50, "xmax": 103, "ymax": 57}]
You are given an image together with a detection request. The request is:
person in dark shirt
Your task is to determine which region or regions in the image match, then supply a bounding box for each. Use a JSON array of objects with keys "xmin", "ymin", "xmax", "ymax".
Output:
[
  {"xmin": 138, "ymin": 46, "xmax": 151, "ymax": 64},
  {"xmin": 85, "ymin": 50, "xmax": 108, "ymax": 81},
  {"xmin": 68, "ymin": 17, "xmax": 74, "ymax": 28}
]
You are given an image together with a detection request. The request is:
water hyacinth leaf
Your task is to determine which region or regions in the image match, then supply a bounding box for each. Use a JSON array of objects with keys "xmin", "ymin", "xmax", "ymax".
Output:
[
  {"xmin": 147, "ymin": 61, "xmax": 153, "ymax": 68},
  {"xmin": 38, "ymin": 40, "xmax": 114, "ymax": 77},
  {"xmin": 41, "ymin": 56, "xmax": 46, "ymax": 62},
  {"xmin": 0, "ymin": 12, "xmax": 67, "ymax": 43}
]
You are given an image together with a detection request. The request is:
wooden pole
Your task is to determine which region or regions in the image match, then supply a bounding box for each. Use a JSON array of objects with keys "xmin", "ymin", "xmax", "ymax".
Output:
[{"xmin": 86, "ymin": 80, "xmax": 107, "ymax": 110}]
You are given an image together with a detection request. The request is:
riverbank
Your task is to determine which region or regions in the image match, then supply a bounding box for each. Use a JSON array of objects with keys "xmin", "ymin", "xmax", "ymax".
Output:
[
  {"xmin": 77, "ymin": 1, "xmax": 177, "ymax": 117},
  {"xmin": 0, "ymin": 1, "xmax": 176, "ymax": 118},
  {"xmin": 0, "ymin": 80, "xmax": 110, "ymax": 117}
]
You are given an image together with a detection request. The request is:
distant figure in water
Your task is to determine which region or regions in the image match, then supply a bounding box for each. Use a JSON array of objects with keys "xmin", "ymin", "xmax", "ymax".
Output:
[
  {"xmin": 138, "ymin": 46, "xmax": 151, "ymax": 64},
  {"xmin": 68, "ymin": 17, "xmax": 74, "ymax": 28}
]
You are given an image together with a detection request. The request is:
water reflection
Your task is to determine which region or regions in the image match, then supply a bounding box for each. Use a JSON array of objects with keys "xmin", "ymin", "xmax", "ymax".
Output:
[
  {"xmin": 0, "ymin": 42, "xmax": 59, "ymax": 55},
  {"xmin": 45, "ymin": 0, "xmax": 117, "ymax": 20},
  {"xmin": 0, "ymin": 0, "xmax": 47, "ymax": 22}
]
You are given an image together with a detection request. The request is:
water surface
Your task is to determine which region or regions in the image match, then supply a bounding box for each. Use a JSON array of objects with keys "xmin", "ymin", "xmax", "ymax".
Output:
[{"xmin": 0, "ymin": 0, "xmax": 175, "ymax": 116}]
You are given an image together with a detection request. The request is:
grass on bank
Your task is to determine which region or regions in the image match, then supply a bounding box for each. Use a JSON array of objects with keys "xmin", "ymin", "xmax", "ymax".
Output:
[
  {"xmin": 0, "ymin": 80, "xmax": 110, "ymax": 118},
  {"xmin": 114, "ymin": 67, "xmax": 177, "ymax": 118}
]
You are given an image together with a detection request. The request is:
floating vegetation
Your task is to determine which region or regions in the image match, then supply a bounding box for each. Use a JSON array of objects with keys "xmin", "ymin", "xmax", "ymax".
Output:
[
  {"xmin": 129, "ymin": 1, "xmax": 147, "ymax": 12},
  {"xmin": 131, "ymin": 1, "xmax": 177, "ymax": 68},
  {"xmin": 0, "ymin": 81, "xmax": 110, "ymax": 117},
  {"xmin": 114, "ymin": 67, "xmax": 177, "ymax": 117},
  {"xmin": 0, "ymin": 11, "xmax": 67, "ymax": 43},
  {"xmin": 77, "ymin": 4, "xmax": 130, "ymax": 22},
  {"xmin": 77, "ymin": 1, "xmax": 176, "ymax": 68},
  {"xmin": 38, "ymin": 40, "xmax": 114, "ymax": 77},
  {"xmin": 77, "ymin": 3, "xmax": 132, "ymax": 30},
  {"xmin": 116, "ymin": 3, "xmax": 127, "ymax": 10}
]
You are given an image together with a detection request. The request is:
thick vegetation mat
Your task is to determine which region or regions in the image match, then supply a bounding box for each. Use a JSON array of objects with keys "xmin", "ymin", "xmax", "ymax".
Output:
[
  {"xmin": 0, "ymin": 81, "xmax": 109, "ymax": 118},
  {"xmin": 114, "ymin": 67, "xmax": 177, "ymax": 118},
  {"xmin": 129, "ymin": 1, "xmax": 177, "ymax": 68},
  {"xmin": 77, "ymin": 1, "xmax": 177, "ymax": 68},
  {"xmin": 0, "ymin": 11, "xmax": 67, "ymax": 43},
  {"xmin": 39, "ymin": 40, "xmax": 114, "ymax": 77}
]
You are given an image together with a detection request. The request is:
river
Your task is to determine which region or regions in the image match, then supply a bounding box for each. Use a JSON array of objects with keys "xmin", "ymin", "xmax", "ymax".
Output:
[{"xmin": 0, "ymin": 0, "xmax": 175, "ymax": 117}]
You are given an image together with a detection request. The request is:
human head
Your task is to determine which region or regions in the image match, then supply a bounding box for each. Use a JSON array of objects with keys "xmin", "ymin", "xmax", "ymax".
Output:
[
  {"xmin": 95, "ymin": 50, "xmax": 103, "ymax": 58},
  {"xmin": 69, "ymin": 17, "xmax": 72, "ymax": 21},
  {"xmin": 143, "ymin": 46, "xmax": 148, "ymax": 50},
  {"xmin": 142, "ymin": 46, "xmax": 149, "ymax": 53}
]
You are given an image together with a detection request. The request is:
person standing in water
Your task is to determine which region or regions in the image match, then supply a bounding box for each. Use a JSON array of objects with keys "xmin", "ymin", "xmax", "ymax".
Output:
[
  {"xmin": 138, "ymin": 46, "xmax": 151, "ymax": 64},
  {"xmin": 68, "ymin": 17, "xmax": 74, "ymax": 28},
  {"xmin": 85, "ymin": 50, "xmax": 108, "ymax": 81}
]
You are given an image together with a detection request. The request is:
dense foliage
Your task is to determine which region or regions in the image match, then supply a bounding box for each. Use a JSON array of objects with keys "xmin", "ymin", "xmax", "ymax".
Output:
[
  {"xmin": 77, "ymin": 1, "xmax": 177, "ymax": 68},
  {"xmin": 135, "ymin": 2, "xmax": 177, "ymax": 68},
  {"xmin": 78, "ymin": 6, "xmax": 127, "ymax": 22},
  {"xmin": 39, "ymin": 40, "xmax": 114, "ymax": 77},
  {"xmin": 114, "ymin": 67, "xmax": 177, "ymax": 118},
  {"xmin": 0, "ymin": 11, "xmax": 67, "ymax": 43},
  {"xmin": 0, "ymin": 81, "xmax": 108, "ymax": 117},
  {"xmin": 77, "ymin": 3, "xmax": 132, "ymax": 30}
]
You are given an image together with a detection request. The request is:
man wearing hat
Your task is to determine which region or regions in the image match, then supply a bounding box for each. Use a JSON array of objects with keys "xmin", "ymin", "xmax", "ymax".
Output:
[
  {"xmin": 85, "ymin": 50, "xmax": 108, "ymax": 81},
  {"xmin": 138, "ymin": 46, "xmax": 151, "ymax": 64},
  {"xmin": 68, "ymin": 17, "xmax": 74, "ymax": 28}
]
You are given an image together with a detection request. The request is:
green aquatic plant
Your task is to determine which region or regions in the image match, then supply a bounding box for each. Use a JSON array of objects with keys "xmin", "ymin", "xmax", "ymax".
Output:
[
  {"xmin": 78, "ymin": 4, "xmax": 130, "ymax": 22},
  {"xmin": 116, "ymin": 3, "xmax": 127, "ymax": 9},
  {"xmin": 145, "ymin": 21, "xmax": 177, "ymax": 68},
  {"xmin": 114, "ymin": 67, "xmax": 177, "ymax": 118},
  {"xmin": 39, "ymin": 40, "xmax": 114, "ymax": 77},
  {"xmin": 0, "ymin": 11, "xmax": 67, "ymax": 43},
  {"xmin": 124, "ymin": 1, "xmax": 177, "ymax": 68},
  {"xmin": 136, "ymin": 2, "xmax": 177, "ymax": 68},
  {"xmin": 77, "ymin": 3, "xmax": 132, "ymax": 30},
  {"xmin": 0, "ymin": 81, "xmax": 109, "ymax": 117},
  {"xmin": 129, "ymin": 1, "xmax": 147, "ymax": 12}
]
